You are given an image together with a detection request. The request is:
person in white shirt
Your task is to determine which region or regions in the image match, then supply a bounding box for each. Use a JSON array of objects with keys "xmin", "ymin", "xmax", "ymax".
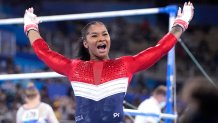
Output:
[
  {"xmin": 16, "ymin": 82, "xmax": 59, "ymax": 123},
  {"xmin": 134, "ymin": 85, "xmax": 166, "ymax": 123}
]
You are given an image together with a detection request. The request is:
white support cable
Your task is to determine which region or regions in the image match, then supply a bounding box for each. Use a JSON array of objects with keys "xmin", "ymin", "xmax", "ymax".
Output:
[
  {"xmin": 0, "ymin": 8, "xmax": 160, "ymax": 25},
  {"xmin": 0, "ymin": 72, "xmax": 64, "ymax": 80},
  {"xmin": 178, "ymin": 39, "xmax": 217, "ymax": 88}
]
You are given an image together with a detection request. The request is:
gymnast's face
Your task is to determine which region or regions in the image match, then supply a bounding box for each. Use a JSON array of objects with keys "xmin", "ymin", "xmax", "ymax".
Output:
[{"xmin": 83, "ymin": 23, "xmax": 111, "ymax": 60}]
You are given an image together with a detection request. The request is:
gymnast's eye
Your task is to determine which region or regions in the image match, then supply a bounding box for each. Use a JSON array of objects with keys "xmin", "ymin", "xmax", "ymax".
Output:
[
  {"xmin": 91, "ymin": 35, "xmax": 97, "ymax": 38},
  {"xmin": 103, "ymin": 33, "xmax": 108, "ymax": 36}
]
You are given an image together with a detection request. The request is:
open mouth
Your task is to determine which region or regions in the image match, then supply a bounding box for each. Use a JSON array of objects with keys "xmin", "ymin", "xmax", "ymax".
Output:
[{"xmin": 97, "ymin": 43, "xmax": 106, "ymax": 50}]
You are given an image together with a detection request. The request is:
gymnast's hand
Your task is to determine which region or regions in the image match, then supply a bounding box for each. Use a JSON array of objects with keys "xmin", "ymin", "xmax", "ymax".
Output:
[
  {"xmin": 173, "ymin": 2, "xmax": 194, "ymax": 32},
  {"xmin": 24, "ymin": 7, "xmax": 41, "ymax": 36}
]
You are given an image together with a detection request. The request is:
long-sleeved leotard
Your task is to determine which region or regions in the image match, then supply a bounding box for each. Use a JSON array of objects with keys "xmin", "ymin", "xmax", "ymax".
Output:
[{"xmin": 32, "ymin": 33, "xmax": 177, "ymax": 123}]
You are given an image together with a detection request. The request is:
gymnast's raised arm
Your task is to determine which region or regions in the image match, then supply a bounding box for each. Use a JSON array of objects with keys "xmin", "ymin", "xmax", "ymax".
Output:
[
  {"xmin": 24, "ymin": 8, "xmax": 72, "ymax": 76},
  {"xmin": 123, "ymin": 2, "xmax": 194, "ymax": 73}
]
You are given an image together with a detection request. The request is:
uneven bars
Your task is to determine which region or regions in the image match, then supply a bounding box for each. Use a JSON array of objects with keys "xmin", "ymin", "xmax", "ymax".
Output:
[{"xmin": 0, "ymin": 6, "xmax": 176, "ymax": 25}]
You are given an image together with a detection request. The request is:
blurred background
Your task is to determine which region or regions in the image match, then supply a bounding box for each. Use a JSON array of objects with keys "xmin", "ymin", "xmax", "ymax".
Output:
[{"xmin": 0, "ymin": 0, "xmax": 218, "ymax": 123}]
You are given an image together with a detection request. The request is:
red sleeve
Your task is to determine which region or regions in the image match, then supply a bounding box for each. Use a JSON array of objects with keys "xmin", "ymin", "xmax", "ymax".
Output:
[
  {"xmin": 32, "ymin": 38, "xmax": 72, "ymax": 76},
  {"xmin": 122, "ymin": 33, "xmax": 177, "ymax": 74}
]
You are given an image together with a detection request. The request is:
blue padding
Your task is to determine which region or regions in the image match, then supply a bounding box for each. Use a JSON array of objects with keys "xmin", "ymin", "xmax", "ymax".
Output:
[
  {"xmin": 0, "ymin": 25, "xmax": 28, "ymax": 46},
  {"xmin": 165, "ymin": 47, "xmax": 175, "ymax": 123},
  {"xmin": 14, "ymin": 52, "xmax": 46, "ymax": 72},
  {"xmin": 159, "ymin": 5, "xmax": 178, "ymax": 15},
  {"xmin": 46, "ymin": 83, "xmax": 69, "ymax": 101}
]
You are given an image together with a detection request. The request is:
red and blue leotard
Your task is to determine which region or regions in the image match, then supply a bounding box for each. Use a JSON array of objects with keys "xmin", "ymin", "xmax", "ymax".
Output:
[{"xmin": 32, "ymin": 33, "xmax": 177, "ymax": 123}]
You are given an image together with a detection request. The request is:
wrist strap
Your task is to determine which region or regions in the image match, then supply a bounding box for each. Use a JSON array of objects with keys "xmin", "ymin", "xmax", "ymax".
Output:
[
  {"xmin": 26, "ymin": 29, "xmax": 39, "ymax": 37},
  {"xmin": 172, "ymin": 24, "xmax": 184, "ymax": 32}
]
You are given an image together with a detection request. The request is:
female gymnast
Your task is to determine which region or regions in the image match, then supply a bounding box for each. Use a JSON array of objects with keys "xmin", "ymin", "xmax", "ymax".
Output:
[
  {"xmin": 23, "ymin": 2, "xmax": 194, "ymax": 123},
  {"xmin": 16, "ymin": 82, "xmax": 59, "ymax": 123}
]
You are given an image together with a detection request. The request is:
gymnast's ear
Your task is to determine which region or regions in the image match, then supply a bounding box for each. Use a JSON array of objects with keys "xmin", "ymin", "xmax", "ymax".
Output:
[{"xmin": 83, "ymin": 40, "xmax": 88, "ymax": 48}]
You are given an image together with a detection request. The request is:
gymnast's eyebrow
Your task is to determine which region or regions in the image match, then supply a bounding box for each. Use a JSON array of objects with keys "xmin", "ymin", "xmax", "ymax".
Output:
[{"xmin": 88, "ymin": 31, "xmax": 108, "ymax": 35}]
